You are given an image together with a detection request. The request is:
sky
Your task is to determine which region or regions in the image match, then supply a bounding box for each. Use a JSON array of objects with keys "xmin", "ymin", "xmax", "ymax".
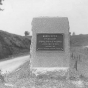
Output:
[{"xmin": 0, "ymin": 0, "xmax": 88, "ymax": 36}]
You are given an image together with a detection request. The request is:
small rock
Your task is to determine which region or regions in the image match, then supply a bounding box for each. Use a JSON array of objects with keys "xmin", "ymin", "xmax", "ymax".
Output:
[
  {"xmin": 5, "ymin": 83, "xmax": 14, "ymax": 87},
  {"xmin": 21, "ymin": 86, "xmax": 26, "ymax": 88},
  {"xmin": 71, "ymin": 80, "xmax": 84, "ymax": 87}
]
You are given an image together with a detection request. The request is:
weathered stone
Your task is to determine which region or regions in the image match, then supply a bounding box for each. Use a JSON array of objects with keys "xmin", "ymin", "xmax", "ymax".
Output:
[{"xmin": 31, "ymin": 17, "xmax": 70, "ymax": 68}]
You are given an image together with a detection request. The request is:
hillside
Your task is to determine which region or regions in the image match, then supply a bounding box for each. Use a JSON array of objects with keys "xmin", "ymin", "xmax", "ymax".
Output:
[
  {"xmin": 0, "ymin": 30, "xmax": 31, "ymax": 60},
  {"xmin": 70, "ymin": 34, "xmax": 88, "ymax": 47},
  {"xmin": 0, "ymin": 31, "xmax": 88, "ymax": 60}
]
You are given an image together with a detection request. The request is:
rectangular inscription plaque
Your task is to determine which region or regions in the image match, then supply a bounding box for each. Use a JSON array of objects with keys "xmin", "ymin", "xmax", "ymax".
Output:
[{"xmin": 36, "ymin": 33, "xmax": 64, "ymax": 51}]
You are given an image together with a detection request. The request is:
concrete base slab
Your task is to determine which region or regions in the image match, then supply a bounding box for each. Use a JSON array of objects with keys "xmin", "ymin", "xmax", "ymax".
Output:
[{"xmin": 31, "ymin": 67, "xmax": 69, "ymax": 76}]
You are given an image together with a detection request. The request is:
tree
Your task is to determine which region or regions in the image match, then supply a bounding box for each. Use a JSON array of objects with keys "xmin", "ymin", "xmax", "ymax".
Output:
[
  {"xmin": 0, "ymin": 0, "xmax": 3, "ymax": 5},
  {"xmin": 69, "ymin": 32, "xmax": 71, "ymax": 35},
  {"xmin": 0, "ymin": 0, "xmax": 4, "ymax": 11},
  {"xmin": 25, "ymin": 31, "xmax": 30, "ymax": 36},
  {"xmin": 72, "ymin": 32, "xmax": 75, "ymax": 36}
]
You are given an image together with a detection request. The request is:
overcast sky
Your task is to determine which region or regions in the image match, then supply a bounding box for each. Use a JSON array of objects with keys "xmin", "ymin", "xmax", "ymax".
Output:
[{"xmin": 0, "ymin": 0, "xmax": 88, "ymax": 36}]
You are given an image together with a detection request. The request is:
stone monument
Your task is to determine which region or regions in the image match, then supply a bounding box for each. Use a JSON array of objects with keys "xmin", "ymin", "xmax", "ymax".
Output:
[{"xmin": 31, "ymin": 17, "xmax": 70, "ymax": 71}]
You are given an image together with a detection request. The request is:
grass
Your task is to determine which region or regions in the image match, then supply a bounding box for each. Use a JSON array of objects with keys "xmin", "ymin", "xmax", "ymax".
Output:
[
  {"xmin": 0, "ymin": 52, "xmax": 88, "ymax": 88},
  {"xmin": 1, "ymin": 61, "xmax": 87, "ymax": 88}
]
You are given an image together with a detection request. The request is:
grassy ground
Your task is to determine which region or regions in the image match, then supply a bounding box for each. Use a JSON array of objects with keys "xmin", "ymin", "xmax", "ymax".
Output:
[{"xmin": 0, "ymin": 61, "xmax": 87, "ymax": 88}]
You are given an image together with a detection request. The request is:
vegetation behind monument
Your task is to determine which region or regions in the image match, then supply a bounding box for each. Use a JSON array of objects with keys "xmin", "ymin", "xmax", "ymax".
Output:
[{"xmin": 0, "ymin": 30, "xmax": 31, "ymax": 60}]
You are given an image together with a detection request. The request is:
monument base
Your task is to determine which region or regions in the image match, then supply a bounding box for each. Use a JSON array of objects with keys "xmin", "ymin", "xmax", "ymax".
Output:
[{"xmin": 30, "ymin": 67, "xmax": 69, "ymax": 78}]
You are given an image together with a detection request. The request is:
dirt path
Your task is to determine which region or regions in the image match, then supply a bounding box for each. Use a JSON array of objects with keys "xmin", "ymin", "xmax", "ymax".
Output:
[{"xmin": 0, "ymin": 55, "xmax": 30, "ymax": 74}]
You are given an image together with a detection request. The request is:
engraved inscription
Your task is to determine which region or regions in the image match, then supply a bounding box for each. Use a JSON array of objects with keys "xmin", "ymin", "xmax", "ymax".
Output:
[{"xmin": 36, "ymin": 33, "xmax": 64, "ymax": 51}]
